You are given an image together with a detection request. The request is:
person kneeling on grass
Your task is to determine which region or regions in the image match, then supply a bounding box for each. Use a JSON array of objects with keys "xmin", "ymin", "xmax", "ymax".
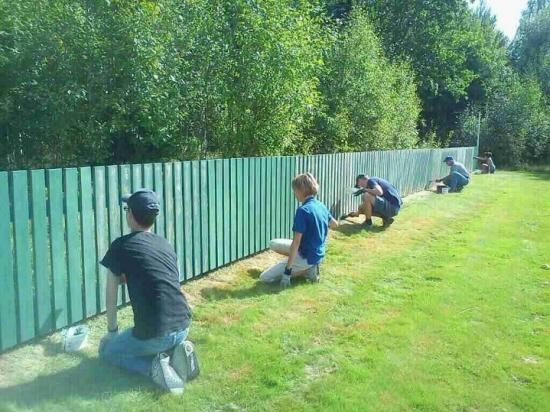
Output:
[
  {"xmin": 260, "ymin": 173, "xmax": 338, "ymax": 288},
  {"xmin": 99, "ymin": 189, "xmax": 198, "ymax": 394},
  {"xmin": 437, "ymin": 156, "xmax": 470, "ymax": 192},
  {"xmin": 342, "ymin": 174, "xmax": 402, "ymax": 229},
  {"xmin": 474, "ymin": 151, "xmax": 496, "ymax": 174}
]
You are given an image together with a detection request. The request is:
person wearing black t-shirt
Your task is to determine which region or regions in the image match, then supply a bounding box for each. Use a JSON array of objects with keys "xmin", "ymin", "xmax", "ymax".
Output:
[{"xmin": 99, "ymin": 189, "xmax": 193, "ymax": 394}]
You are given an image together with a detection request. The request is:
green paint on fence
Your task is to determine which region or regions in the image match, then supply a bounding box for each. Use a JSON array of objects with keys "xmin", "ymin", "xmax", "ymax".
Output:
[
  {"xmin": 30, "ymin": 169, "xmax": 53, "ymax": 335},
  {"xmin": 47, "ymin": 169, "xmax": 69, "ymax": 330},
  {"xmin": 0, "ymin": 172, "xmax": 17, "ymax": 350},
  {"xmin": 80, "ymin": 168, "xmax": 98, "ymax": 317},
  {"xmin": 94, "ymin": 167, "xmax": 108, "ymax": 312},
  {"xmin": 65, "ymin": 169, "xmax": 84, "ymax": 323},
  {"xmin": 182, "ymin": 162, "xmax": 193, "ymax": 280},
  {"xmin": 173, "ymin": 163, "xmax": 185, "ymax": 280},
  {"xmin": 12, "ymin": 171, "xmax": 35, "ymax": 341},
  {"xmin": 0, "ymin": 147, "xmax": 475, "ymax": 352}
]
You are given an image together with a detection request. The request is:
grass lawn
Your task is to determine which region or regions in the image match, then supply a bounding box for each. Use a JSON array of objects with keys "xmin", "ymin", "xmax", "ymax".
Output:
[{"xmin": 0, "ymin": 171, "xmax": 549, "ymax": 412}]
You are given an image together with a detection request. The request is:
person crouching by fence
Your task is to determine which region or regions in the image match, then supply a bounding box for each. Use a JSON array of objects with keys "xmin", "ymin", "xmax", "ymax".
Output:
[
  {"xmin": 436, "ymin": 156, "xmax": 470, "ymax": 192},
  {"xmin": 341, "ymin": 174, "xmax": 402, "ymax": 229},
  {"xmin": 474, "ymin": 151, "xmax": 496, "ymax": 174},
  {"xmin": 260, "ymin": 173, "xmax": 338, "ymax": 288},
  {"xmin": 98, "ymin": 189, "xmax": 199, "ymax": 394}
]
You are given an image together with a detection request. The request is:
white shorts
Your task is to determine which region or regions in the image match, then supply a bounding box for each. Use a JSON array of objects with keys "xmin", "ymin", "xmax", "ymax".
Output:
[{"xmin": 259, "ymin": 238, "xmax": 312, "ymax": 283}]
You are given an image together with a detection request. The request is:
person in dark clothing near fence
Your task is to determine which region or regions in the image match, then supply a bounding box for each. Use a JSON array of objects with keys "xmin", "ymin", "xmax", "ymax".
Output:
[
  {"xmin": 341, "ymin": 174, "xmax": 403, "ymax": 228},
  {"xmin": 99, "ymin": 189, "xmax": 198, "ymax": 394}
]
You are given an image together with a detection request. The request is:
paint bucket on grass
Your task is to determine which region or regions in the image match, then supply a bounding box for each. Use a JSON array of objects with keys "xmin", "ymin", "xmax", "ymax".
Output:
[
  {"xmin": 436, "ymin": 185, "xmax": 449, "ymax": 194},
  {"xmin": 63, "ymin": 325, "xmax": 89, "ymax": 352}
]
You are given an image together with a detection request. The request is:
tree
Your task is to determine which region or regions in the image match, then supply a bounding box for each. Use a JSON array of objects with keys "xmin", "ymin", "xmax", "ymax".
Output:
[
  {"xmin": 511, "ymin": 0, "xmax": 550, "ymax": 95},
  {"xmin": 346, "ymin": 1, "xmax": 510, "ymax": 146},
  {"xmin": 194, "ymin": 0, "xmax": 327, "ymax": 157},
  {"xmin": 0, "ymin": 0, "xmax": 205, "ymax": 169},
  {"xmin": 313, "ymin": 9, "xmax": 420, "ymax": 152},
  {"xmin": 471, "ymin": 70, "xmax": 549, "ymax": 166},
  {"xmin": 0, "ymin": 0, "xmax": 329, "ymax": 170}
]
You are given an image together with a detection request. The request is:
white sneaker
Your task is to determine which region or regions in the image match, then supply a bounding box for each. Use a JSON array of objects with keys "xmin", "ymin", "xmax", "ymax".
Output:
[{"xmin": 151, "ymin": 353, "xmax": 184, "ymax": 394}]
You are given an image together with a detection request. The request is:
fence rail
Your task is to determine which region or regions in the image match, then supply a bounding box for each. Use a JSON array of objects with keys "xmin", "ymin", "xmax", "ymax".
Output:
[{"xmin": 0, "ymin": 147, "xmax": 474, "ymax": 352}]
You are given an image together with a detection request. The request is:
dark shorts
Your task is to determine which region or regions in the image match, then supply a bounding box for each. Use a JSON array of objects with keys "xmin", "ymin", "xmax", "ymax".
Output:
[{"xmin": 373, "ymin": 196, "xmax": 400, "ymax": 218}]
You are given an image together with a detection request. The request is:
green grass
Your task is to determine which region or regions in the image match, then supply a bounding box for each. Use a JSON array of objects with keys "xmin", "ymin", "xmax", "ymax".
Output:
[{"xmin": 1, "ymin": 171, "xmax": 549, "ymax": 411}]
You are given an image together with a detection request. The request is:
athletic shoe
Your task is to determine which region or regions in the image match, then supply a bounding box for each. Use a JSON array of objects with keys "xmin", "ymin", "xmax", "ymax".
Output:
[
  {"xmin": 151, "ymin": 353, "xmax": 184, "ymax": 394},
  {"xmin": 171, "ymin": 340, "xmax": 200, "ymax": 382},
  {"xmin": 383, "ymin": 217, "xmax": 394, "ymax": 227},
  {"xmin": 305, "ymin": 265, "xmax": 320, "ymax": 283}
]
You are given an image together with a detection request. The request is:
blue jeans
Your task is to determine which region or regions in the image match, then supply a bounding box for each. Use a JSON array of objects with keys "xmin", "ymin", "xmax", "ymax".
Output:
[
  {"xmin": 443, "ymin": 172, "xmax": 469, "ymax": 191},
  {"xmin": 99, "ymin": 328, "xmax": 188, "ymax": 376}
]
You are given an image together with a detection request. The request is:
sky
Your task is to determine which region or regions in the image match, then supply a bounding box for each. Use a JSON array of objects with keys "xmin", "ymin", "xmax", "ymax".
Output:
[{"xmin": 470, "ymin": 0, "xmax": 529, "ymax": 40}]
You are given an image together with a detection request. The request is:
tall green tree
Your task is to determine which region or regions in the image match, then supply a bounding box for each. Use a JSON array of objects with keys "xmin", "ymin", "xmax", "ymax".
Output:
[
  {"xmin": 351, "ymin": 1, "xmax": 509, "ymax": 145},
  {"xmin": 0, "ymin": 0, "xmax": 329, "ymax": 169},
  {"xmin": 313, "ymin": 9, "xmax": 419, "ymax": 152},
  {"xmin": 193, "ymin": 0, "xmax": 327, "ymax": 157},
  {"xmin": 511, "ymin": 0, "xmax": 550, "ymax": 95},
  {"xmin": 0, "ymin": 0, "xmax": 204, "ymax": 168}
]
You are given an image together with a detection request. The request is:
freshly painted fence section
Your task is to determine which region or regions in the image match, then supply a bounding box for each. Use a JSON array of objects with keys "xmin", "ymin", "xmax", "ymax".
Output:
[{"xmin": 0, "ymin": 147, "xmax": 474, "ymax": 352}]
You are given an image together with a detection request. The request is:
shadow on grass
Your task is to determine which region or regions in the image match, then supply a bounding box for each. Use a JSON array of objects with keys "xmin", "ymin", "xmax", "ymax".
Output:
[
  {"xmin": 0, "ymin": 355, "xmax": 155, "ymax": 409},
  {"xmin": 200, "ymin": 269, "xmax": 312, "ymax": 301},
  {"xmin": 335, "ymin": 221, "xmax": 386, "ymax": 237},
  {"xmin": 201, "ymin": 269, "xmax": 280, "ymax": 301}
]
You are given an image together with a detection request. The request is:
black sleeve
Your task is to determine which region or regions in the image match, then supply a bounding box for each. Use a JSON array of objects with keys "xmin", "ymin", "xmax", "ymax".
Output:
[{"xmin": 100, "ymin": 239, "xmax": 124, "ymax": 276}]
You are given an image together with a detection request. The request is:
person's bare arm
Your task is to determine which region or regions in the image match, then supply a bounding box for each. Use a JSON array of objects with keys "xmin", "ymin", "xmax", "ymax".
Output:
[
  {"xmin": 329, "ymin": 217, "xmax": 339, "ymax": 229},
  {"xmin": 106, "ymin": 270, "xmax": 122, "ymax": 332},
  {"xmin": 366, "ymin": 183, "xmax": 383, "ymax": 197},
  {"xmin": 286, "ymin": 231, "xmax": 303, "ymax": 271}
]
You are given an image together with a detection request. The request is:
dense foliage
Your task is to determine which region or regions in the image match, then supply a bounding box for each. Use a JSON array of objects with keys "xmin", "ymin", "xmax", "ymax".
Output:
[
  {"xmin": 0, "ymin": 0, "xmax": 328, "ymax": 168},
  {"xmin": 0, "ymin": 0, "xmax": 548, "ymax": 170},
  {"xmin": 511, "ymin": 0, "xmax": 550, "ymax": 96},
  {"xmin": 312, "ymin": 10, "xmax": 419, "ymax": 152},
  {"xmin": 479, "ymin": 0, "xmax": 550, "ymax": 166}
]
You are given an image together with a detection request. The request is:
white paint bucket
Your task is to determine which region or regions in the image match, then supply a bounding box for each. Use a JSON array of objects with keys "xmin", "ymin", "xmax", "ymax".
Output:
[{"xmin": 63, "ymin": 325, "xmax": 89, "ymax": 352}]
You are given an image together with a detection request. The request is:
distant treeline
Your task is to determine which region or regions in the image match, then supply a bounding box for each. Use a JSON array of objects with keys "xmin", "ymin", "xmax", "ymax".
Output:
[{"xmin": 0, "ymin": 0, "xmax": 548, "ymax": 170}]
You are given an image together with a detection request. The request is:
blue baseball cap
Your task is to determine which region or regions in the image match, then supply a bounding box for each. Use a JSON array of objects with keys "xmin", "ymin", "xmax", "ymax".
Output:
[
  {"xmin": 121, "ymin": 189, "xmax": 160, "ymax": 215},
  {"xmin": 443, "ymin": 156, "xmax": 454, "ymax": 162}
]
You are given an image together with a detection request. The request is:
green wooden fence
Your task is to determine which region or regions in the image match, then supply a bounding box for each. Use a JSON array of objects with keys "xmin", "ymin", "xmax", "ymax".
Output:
[{"xmin": 0, "ymin": 147, "xmax": 474, "ymax": 352}]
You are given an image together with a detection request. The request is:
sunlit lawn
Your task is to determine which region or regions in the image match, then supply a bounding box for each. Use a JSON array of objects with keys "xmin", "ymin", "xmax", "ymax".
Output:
[{"xmin": 0, "ymin": 171, "xmax": 549, "ymax": 411}]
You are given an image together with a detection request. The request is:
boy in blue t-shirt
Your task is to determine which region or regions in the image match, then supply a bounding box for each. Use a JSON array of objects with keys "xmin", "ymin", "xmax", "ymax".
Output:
[{"xmin": 260, "ymin": 173, "xmax": 338, "ymax": 287}]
